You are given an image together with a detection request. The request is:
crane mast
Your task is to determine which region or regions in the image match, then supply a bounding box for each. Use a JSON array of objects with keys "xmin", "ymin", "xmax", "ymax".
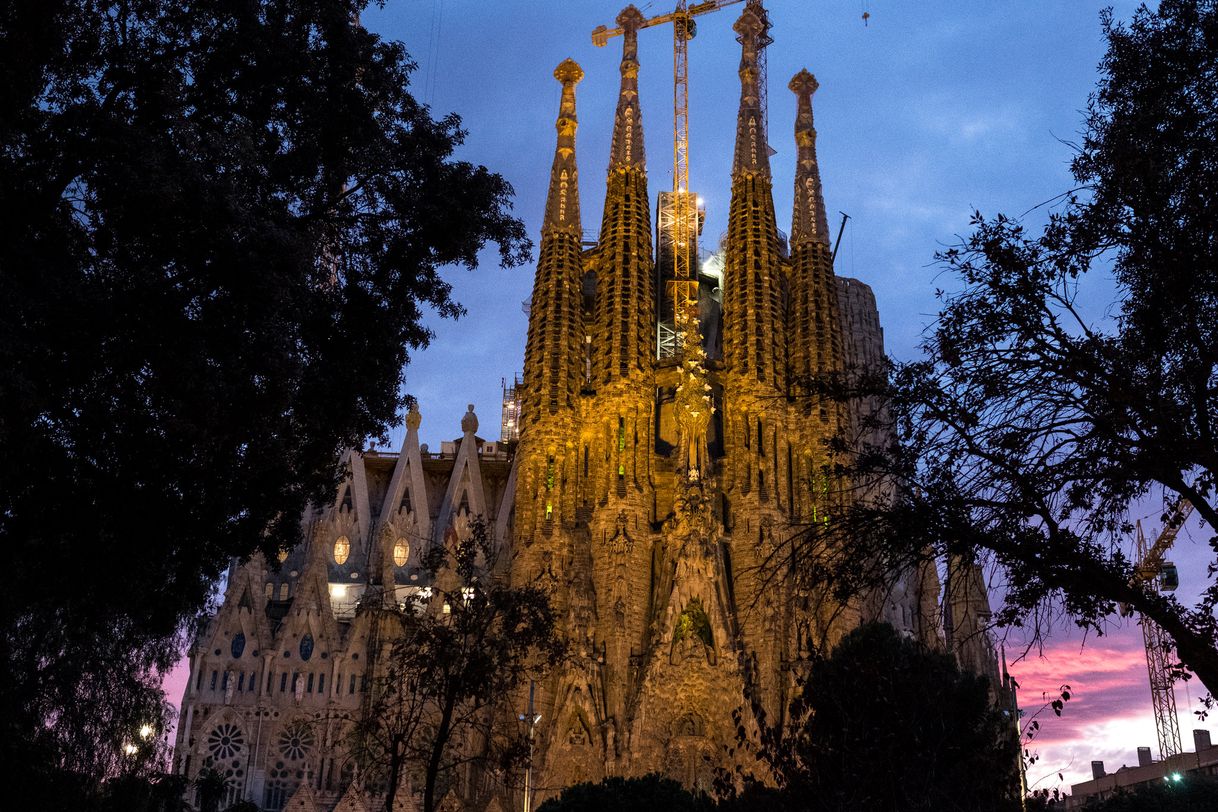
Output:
[{"xmin": 1132, "ymin": 499, "xmax": 1193, "ymax": 760}]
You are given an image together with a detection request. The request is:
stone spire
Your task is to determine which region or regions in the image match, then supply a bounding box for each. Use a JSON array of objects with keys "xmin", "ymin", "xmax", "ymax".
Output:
[
  {"xmin": 789, "ymin": 69, "xmax": 830, "ymax": 247},
  {"xmin": 731, "ymin": 3, "xmax": 771, "ymax": 178},
  {"xmin": 608, "ymin": 6, "xmax": 646, "ymax": 172},
  {"xmin": 723, "ymin": 3, "xmax": 783, "ymax": 389},
  {"xmin": 523, "ymin": 59, "xmax": 585, "ymax": 421},
  {"xmin": 593, "ymin": 12, "xmax": 653, "ymax": 386},
  {"xmin": 788, "ymin": 69, "xmax": 844, "ymax": 412},
  {"xmin": 543, "ymin": 59, "xmax": 584, "ymax": 235}
]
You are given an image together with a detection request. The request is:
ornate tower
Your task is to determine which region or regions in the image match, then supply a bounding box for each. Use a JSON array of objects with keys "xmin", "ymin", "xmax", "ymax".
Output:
[
  {"xmin": 517, "ymin": 58, "xmax": 585, "ymax": 558},
  {"xmin": 511, "ymin": 4, "xmax": 932, "ymax": 801}
]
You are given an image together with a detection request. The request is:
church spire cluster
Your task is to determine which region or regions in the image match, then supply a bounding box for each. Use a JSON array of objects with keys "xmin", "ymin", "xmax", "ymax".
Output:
[{"xmin": 174, "ymin": 9, "xmax": 951, "ymax": 812}]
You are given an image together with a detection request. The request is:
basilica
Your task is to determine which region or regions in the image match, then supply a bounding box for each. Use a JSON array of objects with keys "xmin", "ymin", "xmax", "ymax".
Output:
[{"xmin": 172, "ymin": 4, "xmax": 1000, "ymax": 810}]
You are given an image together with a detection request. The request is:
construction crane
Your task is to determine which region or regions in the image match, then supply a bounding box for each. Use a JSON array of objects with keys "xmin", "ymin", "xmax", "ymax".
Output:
[
  {"xmin": 1130, "ymin": 499, "xmax": 1192, "ymax": 760},
  {"xmin": 594, "ymin": 0, "xmax": 766, "ymax": 357}
]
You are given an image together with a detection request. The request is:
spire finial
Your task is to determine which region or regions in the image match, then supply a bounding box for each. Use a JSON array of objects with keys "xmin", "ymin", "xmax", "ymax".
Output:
[
  {"xmin": 608, "ymin": 6, "xmax": 646, "ymax": 171},
  {"xmin": 543, "ymin": 59, "xmax": 583, "ymax": 234},
  {"xmin": 790, "ymin": 68, "xmax": 830, "ymax": 246},
  {"xmin": 731, "ymin": 4, "xmax": 771, "ymax": 177}
]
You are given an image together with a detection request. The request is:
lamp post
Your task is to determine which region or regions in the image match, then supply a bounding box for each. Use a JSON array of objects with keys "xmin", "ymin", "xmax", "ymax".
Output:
[{"xmin": 518, "ymin": 680, "xmax": 542, "ymax": 812}]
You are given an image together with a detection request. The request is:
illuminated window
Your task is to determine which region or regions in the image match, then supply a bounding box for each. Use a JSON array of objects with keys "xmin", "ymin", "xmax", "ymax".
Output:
[
  {"xmin": 393, "ymin": 539, "xmax": 409, "ymax": 568},
  {"xmin": 264, "ymin": 582, "xmax": 273, "ymax": 600},
  {"xmin": 333, "ymin": 536, "xmax": 350, "ymax": 565},
  {"xmin": 279, "ymin": 583, "xmax": 289, "ymax": 600},
  {"xmin": 277, "ymin": 548, "xmax": 288, "ymax": 563}
]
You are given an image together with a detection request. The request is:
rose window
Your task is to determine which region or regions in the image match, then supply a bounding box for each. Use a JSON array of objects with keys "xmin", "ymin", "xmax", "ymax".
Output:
[
  {"xmin": 207, "ymin": 723, "xmax": 245, "ymax": 761},
  {"xmin": 277, "ymin": 720, "xmax": 315, "ymax": 761}
]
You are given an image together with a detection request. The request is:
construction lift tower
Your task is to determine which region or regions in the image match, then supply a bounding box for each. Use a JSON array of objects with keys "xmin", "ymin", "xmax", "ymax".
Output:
[
  {"xmin": 1130, "ymin": 499, "xmax": 1192, "ymax": 760},
  {"xmin": 594, "ymin": 1, "xmax": 771, "ymax": 358}
]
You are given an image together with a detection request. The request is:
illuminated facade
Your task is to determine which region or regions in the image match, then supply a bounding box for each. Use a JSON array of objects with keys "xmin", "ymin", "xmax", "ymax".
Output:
[
  {"xmin": 510, "ymin": 6, "xmax": 937, "ymax": 797},
  {"xmin": 172, "ymin": 4, "xmax": 987, "ymax": 810}
]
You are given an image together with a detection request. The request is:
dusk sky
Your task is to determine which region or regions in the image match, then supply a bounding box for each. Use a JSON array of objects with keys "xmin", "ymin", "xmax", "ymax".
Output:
[{"xmin": 167, "ymin": 0, "xmax": 1217, "ymax": 794}]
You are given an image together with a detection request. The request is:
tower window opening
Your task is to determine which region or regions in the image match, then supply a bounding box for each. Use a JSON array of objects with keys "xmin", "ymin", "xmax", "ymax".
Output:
[{"xmin": 210, "ymin": 670, "xmax": 218, "ymax": 691}]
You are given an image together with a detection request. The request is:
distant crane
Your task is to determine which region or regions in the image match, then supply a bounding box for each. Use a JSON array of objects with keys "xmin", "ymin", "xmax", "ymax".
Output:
[
  {"xmin": 594, "ymin": 1, "xmax": 767, "ymax": 355},
  {"xmin": 1130, "ymin": 499, "xmax": 1192, "ymax": 760}
]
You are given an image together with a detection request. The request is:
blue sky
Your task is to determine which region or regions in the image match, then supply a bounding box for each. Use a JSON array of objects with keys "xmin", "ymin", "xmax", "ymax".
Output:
[{"xmin": 343, "ymin": 0, "xmax": 1211, "ymax": 791}]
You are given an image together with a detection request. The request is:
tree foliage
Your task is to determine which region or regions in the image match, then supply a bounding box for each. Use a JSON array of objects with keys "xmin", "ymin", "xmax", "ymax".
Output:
[
  {"xmin": 732, "ymin": 623, "xmax": 1020, "ymax": 812},
  {"xmin": 536, "ymin": 774, "xmax": 713, "ymax": 812},
  {"xmin": 795, "ymin": 0, "xmax": 1218, "ymax": 697},
  {"xmin": 352, "ymin": 519, "xmax": 565, "ymax": 812},
  {"xmin": 0, "ymin": 0, "xmax": 528, "ymax": 799}
]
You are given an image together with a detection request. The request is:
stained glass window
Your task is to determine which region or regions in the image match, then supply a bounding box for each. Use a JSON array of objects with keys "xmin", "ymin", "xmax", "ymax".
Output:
[
  {"xmin": 231, "ymin": 633, "xmax": 246, "ymax": 659},
  {"xmin": 277, "ymin": 720, "xmax": 315, "ymax": 761},
  {"xmin": 333, "ymin": 536, "xmax": 350, "ymax": 565},
  {"xmin": 299, "ymin": 634, "xmax": 314, "ymax": 662},
  {"xmin": 393, "ymin": 539, "xmax": 409, "ymax": 568},
  {"xmin": 207, "ymin": 723, "xmax": 245, "ymax": 760}
]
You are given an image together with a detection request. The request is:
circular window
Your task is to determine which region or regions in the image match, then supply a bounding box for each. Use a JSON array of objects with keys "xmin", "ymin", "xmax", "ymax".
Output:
[
  {"xmin": 393, "ymin": 539, "xmax": 409, "ymax": 568},
  {"xmin": 299, "ymin": 634, "xmax": 314, "ymax": 662},
  {"xmin": 277, "ymin": 720, "xmax": 315, "ymax": 761},
  {"xmin": 333, "ymin": 536, "xmax": 350, "ymax": 565},
  {"xmin": 207, "ymin": 723, "xmax": 245, "ymax": 761},
  {"xmin": 231, "ymin": 633, "xmax": 246, "ymax": 659}
]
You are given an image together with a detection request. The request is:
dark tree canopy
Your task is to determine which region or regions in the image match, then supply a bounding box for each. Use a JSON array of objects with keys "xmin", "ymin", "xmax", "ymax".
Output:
[
  {"xmin": 0, "ymin": 0, "xmax": 528, "ymax": 798},
  {"xmin": 536, "ymin": 774, "xmax": 713, "ymax": 812},
  {"xmin": 795, "ymin": 0, "xmax": 1218, "ymax": 698},
  {"xmin": 738, "ymin": 623, "xmax": 1020, "ymax": 812}
]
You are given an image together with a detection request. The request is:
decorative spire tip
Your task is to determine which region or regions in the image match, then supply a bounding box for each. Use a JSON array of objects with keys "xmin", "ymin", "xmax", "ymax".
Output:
[
  {"xmin": 554, "ymin": 58, "xmax": 584, "ymax": 86},
  {"xmin": 789, "ymin": 68, "xmax": 819, "ymax": 98}
]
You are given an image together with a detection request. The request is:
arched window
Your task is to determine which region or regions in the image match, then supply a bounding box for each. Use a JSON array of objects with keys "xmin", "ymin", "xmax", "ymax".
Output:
[
  {"xmin": 393, "ymin": 538, "xmax": 409, "ymax": 568},
  {"xmin": 333, "ymin": 535, "xmax": 350, "ymax": 565},
  {"xmin": 231, "ymin": 633, "xmax": 246, "ymax": 659},
  {"xmin": 299, "ymin": 634, "xmax": 314, "ymax": 662}
]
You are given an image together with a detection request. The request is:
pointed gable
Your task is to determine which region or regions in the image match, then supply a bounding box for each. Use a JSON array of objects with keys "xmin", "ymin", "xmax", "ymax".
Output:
[
  {"xmin": 378, "ymin": 404, "xmax": 431, "ymax": 543},
  {"xmin": 437, "ymin": 406, "xmax": 489, "ymax": 535},
  {"xmin": 283, "ymin": 781, "xmax": 320, "ymax": 812}
]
